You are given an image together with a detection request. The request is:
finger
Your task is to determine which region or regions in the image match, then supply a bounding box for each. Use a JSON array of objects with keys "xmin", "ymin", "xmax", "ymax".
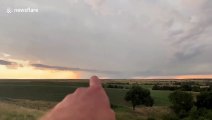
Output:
[
  {"xmin": 55, "ymin": 93, "xmax": 73, "ymax": 108},
  {"xmin": 89, "ymin": 76, "xmax": 102, "ymax": 87},
  {"xmin": 74, "ymin": 87, "xmax": 87, "ymax": 95},
  {"xmin": 63, "ymin": 93, "xmax": 73, "ymax": 101}
]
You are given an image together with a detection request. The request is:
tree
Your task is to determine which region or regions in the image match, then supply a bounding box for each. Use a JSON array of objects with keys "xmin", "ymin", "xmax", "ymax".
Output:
[
  {"xmin": 181, "ymin": 84, "xmax": 192, "ymax": 91},
  {"xmin": 169, "ymin": 91, "xmax": 194, "ymax": 118},
  {"xmin": 125, "ymin": 85, "xmax": 154, "ymax": 110},
  {"xmin": 196, "ymin": 91, "xmax": 212, "ymax": 109}
]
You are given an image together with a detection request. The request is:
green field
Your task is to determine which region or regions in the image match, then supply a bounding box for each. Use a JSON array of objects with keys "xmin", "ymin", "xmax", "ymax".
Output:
[{"xmin": 0, "ymin": 81, "xmax": 172, "ymax": 120}]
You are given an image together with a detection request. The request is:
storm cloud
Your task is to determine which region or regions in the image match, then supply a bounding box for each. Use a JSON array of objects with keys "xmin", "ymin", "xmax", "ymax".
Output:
[{"xmin": 0, "ymin": 0, "xmax": 212, "ymax": 78}]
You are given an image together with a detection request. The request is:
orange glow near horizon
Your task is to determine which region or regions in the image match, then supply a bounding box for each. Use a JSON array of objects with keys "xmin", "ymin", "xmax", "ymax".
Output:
[
  {"xmin": 0, "ymin": 57, "xmax": 81, "ymax": 79},
  {"xmin": 0, "ymin": 65, "xmax": 80, "ymax": 79},
  {"xmin": 1, "ymin": 63, "xmax": 212, "ymax": 79},
  {"xmin": 134, "ymin": 75, "xmax": 212, "ymax": 79},
  {"xmin": 175, "ymin": 75, "xmax": 212, "ymax": 79},
  {"xmin": 1, "ymin": 57, "xmax": 212, "ymax": 79}
]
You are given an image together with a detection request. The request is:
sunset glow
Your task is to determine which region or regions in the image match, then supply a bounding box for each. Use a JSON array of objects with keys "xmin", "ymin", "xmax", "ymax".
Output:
[
  {"xmin": 0, "ymin": 56, "xmax": 212, "ymax": 79},
  {"xmin": 175, "ymin": 75, "xmax": 212, "ymax": 79},
  {"xmin": 0, "ymin": 58, "xmax": 80, "ymax": 79},
  {"xmin": 1, "ymin": 62, "xmax": 212, "ymax": 79},
  {"xmin": 0, "ymin": 65, "xmax": 80, "ymax": 79}
]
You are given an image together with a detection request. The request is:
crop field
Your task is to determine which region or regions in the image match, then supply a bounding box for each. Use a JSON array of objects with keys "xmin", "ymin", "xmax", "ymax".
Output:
[{"xmin": 0, "ymin": 80, "xmax": 172, "ymax": 120}]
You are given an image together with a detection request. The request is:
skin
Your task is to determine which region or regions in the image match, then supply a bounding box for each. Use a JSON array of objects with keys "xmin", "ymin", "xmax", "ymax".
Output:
[{"xmin": 40, "ymin": 76, "xmax": 116, "ymax": 120}]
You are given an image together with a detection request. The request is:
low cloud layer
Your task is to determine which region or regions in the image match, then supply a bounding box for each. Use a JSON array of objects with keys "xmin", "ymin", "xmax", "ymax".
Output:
[
  {"xmin": 0, "ymin": 0, "xmax": 212, "ymax": 78},
  {"xmin": 0, "ymin": 60, "xmax": 14, "ymax": 66},
  {"xmin": 31, "ymin": 63, "xmax": 121, "ymax": 75},
  {"xmin": 0, "ymin": 58, "xmax": 121, "ymax": 75}
]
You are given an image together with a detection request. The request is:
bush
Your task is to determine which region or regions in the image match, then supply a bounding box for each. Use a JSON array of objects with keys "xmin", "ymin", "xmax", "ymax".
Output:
[
  {"xmin": 196, "ymin": 91, "xmax": 212, "ymax": 109},
  {"xmin": 169, "ymin": 91, "xmax": 194, "ymax": 118},
  {"xmin": 143, "ymin": 96, "xmax": 154, "ymax": 106},
  {"xmin": 187, "ymin": 108, "xmax": 212, "ymax": 120},
  {"xmin": 181, "ymin": 84, "xmax": 192, "ymax": 91}
]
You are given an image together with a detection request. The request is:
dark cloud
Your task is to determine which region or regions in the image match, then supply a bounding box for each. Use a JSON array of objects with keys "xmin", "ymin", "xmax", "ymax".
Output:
[
  {"xmin": 31, "ymin": 63, "xmax": 121, "ymax": 75},
  {"xmin": 0, "ymin": 59, "xmax": 19, "ymax": 69},
  {"xmin": 0, "ymin": 59, "xmax": 15, "ymax": 65}
]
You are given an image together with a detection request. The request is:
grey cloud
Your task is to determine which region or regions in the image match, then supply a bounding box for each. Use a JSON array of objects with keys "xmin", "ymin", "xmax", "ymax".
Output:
[
  {"xmin": 0, "ymin": 59, "xmax": 19, "ymax": 69},
  {"xmin": 0, "ymin": 59, "xmax": 15, "ymax": 65},
  {"xmin": 167, "ymin": 0, "xmax": 212, "ymax": 61},
  {"xmin": 0, "ymin": 0, "xmax": 212, "ymax": 78},
  {"xmin": 31, "ymin": 63, "xmax": 121, "ymax": 75},
  {"xmin": 174, "ymin": 45, "xmax": 205, "ymax": 61}
]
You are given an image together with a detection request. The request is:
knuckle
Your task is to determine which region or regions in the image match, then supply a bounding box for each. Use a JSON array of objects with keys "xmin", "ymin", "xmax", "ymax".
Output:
[
  {"xmin": 91, "ymin": 86, "xmax": 102, "ymax": 91},
  {"xmin": 74, "ymin": 87, "xmax": 86, "ymax": 94}
]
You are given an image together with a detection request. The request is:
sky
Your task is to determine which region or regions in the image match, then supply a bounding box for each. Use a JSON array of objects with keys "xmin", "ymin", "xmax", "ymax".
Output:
[{"xmin": 0, "ymin": 0, "xmax": 212, "ymax": 79}]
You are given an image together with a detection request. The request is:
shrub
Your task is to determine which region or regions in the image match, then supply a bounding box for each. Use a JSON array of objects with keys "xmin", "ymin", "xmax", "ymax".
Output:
[
  {"xmin": 169, "ymin": 91, "xmax": 194, "ymax": 118},
  {"xmin": 196, "ymin": 91, "xmax": 212, "ymax": 109},
  {"xmin": 181, "ymin": 84, "xmax": 192, "ymax": 91}
]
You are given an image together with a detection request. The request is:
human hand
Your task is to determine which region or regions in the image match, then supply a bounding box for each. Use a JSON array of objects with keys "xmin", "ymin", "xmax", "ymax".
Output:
[{"xmin": 40, "ymin": 76, "xmax": 116, "ymax": 120}]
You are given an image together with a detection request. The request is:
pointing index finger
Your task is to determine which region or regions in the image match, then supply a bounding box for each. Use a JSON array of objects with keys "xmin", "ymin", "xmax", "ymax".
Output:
[{"xmin": 89, "ymin": 76, "xmax": 102, "ymax": 87}]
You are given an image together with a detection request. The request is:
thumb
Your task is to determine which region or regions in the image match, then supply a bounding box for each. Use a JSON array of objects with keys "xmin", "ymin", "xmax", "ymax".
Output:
[{"xmin": 89, "ymin": 76, "xmax": 102, "ymax": 87}]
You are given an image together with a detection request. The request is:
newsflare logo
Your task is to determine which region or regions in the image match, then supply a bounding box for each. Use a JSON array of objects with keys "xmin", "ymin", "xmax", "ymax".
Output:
[
  {"xmin": 6, "ymin": 8, "xmax": 12, "ymax": 14},
  {"xmin": 5, "ymin": 7, "xmax": 39, "ymax": 14}
]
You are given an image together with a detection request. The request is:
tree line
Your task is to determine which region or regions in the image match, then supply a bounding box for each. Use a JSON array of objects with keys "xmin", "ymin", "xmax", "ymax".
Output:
[{"xmin": 152, "ymin": 84, "xmax": 212, "ymax": 92}]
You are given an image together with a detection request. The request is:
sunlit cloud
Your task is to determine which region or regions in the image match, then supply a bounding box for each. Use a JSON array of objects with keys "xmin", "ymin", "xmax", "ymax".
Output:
[{"xmin": 0, "ymin": 58, "xmax": 80, "ymax": 79}]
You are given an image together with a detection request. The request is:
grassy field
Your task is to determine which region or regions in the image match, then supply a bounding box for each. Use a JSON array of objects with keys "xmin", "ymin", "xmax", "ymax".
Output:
[
  {"xmin": 0, "ymin": 98, "xmax": 170, "ymax": 120},
  {"xmin": 0, "ymin": 80, "xmax": 172, "ymax": 120},
  {"xmin": 0, "ymin": 100, "xmax": 45, "ymax": 120}
]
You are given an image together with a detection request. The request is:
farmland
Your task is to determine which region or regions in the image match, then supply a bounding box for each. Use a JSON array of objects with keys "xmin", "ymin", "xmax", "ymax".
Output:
[{"xmin": 0, "ymin": 79, "xmax": 204, "ymax": 120}]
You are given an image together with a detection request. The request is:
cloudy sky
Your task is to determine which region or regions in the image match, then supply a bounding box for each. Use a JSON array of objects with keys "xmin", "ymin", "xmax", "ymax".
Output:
[{"xmin": 0, "ymin": 0, "xmax": 212, "ymax": 79}]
